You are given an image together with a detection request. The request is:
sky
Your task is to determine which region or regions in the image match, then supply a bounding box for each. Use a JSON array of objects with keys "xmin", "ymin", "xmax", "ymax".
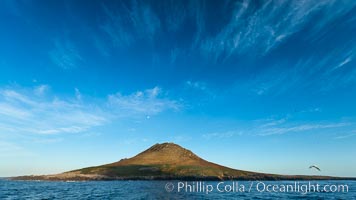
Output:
[{"xmin": 0, "ymin": 0, "xmax": 355, "ymax": 177}]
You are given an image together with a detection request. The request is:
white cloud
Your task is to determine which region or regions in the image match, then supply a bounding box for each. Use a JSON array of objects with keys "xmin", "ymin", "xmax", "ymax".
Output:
[
  {"xmin": 185, "ymin": 81, "xmax": 208, "ymax": 91},
  {"xmin": 184, "ymin": 81, "xmax": 217, "ymax": 99},
  {"xmin": 336, "ymin": 56, "xmax": 352, "ymax": 69},
  {"xmin": 0, "ymin": 86, "xmax": 107, "ymax": 135},
  {"xmin": 0, "ymin": 85, "xmax": 180, "ymax": 138},
  {"xmin": 259, "ymin": 118, "xmax": 287, "ymax": 128},
  {"xmin": 74, "ymin": 88, "xmax": 82, "ymax": 100},
  {"xmin": 331, "ymin": 54, "xmax": 354, "ymax": 71},
  {"xmin": 108, "ymin": 86, "xmax": 180, "ymax": 116},
  {"xmin": 34, "ymin": 85, "xmax": 50, "ymax": 96},
  {"xmin": 0, "ymin": 102, "xmax": 31, "ymax": 119}
]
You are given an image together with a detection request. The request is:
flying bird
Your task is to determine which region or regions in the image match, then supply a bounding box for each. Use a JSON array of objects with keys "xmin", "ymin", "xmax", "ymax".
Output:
[{"xmin": 309, "ymin": 165, "xmax": 321, "ymax": 171}]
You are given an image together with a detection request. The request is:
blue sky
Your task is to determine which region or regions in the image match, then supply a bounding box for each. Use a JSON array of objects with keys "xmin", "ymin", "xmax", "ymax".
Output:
[{"xmin": 0, "ymin": 0, "xmax": 355, "ymax": 177}]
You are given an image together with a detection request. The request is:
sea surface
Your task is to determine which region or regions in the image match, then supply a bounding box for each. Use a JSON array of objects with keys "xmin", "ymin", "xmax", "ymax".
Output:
[{"xmin": 0, "ymin": 179, "xmax": 355, "ymax": 199}]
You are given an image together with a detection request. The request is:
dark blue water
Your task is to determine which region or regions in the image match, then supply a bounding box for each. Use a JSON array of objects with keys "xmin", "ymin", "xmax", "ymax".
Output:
[{"xmin": 0, "ymin": 179, "xmax": 355, "ymax": 199}]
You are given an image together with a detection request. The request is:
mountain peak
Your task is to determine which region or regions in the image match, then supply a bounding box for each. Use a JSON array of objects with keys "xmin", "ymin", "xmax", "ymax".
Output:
[
  {"xmin": 110, "ymin": 142, "xmax": 202, "ymax": 166},
  {"xmin": 144, "ymin": 142, "xmax": 186, "ymax": 153}
]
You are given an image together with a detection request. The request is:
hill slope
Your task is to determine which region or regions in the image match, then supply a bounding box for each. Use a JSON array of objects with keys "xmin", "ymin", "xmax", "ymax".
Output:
[{"xmin": 12, "ymin": 143, "xmax": 355, "ymax": 181}]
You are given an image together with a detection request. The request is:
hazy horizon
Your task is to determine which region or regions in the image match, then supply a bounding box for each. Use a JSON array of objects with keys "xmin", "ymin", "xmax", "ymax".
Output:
[{"xmin": 0, "ymin": 0, "xmax": 355, "ymax": 177}]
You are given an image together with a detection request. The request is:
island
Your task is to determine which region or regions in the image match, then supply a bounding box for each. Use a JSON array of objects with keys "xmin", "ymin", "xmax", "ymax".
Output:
[{"xmin": 12, "ymin": 143, "xmax": 356, "ymax": 181}]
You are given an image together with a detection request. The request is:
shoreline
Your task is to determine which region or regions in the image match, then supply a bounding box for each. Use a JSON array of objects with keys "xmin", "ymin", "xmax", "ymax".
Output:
[{"xmin": 10, "ymin": 175, "xmax": 356, "ymax": 182}]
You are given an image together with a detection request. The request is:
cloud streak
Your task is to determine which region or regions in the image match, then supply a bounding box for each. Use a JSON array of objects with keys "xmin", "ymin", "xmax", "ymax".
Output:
[
  {"xmin": 250, "ymin": 117, "xmax": 354, "ymax": 136},
  {"xmin": 0, "ymin": 86, "xmax": 107, "ymax": 135},
  {"xmin": 90, "ymin": 0, "xmax": 355, "ymax": 93},
  {"xmin": 200, "ymin": 0, "xmax": 354, "ymax": 60},
  {"xmin": 334, "ymin": 132, "xmax": 356, "ymax": 139},
  {"xmin": 258, "ymin": 122, "xmax": 349, "ymax": 136},
  {"xmin": 0, "ymin": 85, "xmax": 180, "ymax": 136},
  {"xmin": 108, "ymin": 86, "xmax": 180, "ymax": 116},
  {"xmin": 203, "ymin": 118, "xmax": 354, "ymax": 139}
]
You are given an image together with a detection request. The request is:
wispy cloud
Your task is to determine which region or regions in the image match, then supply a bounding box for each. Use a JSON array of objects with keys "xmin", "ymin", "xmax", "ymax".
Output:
[
  {"xmin": 49, "ymin": 38, "xmax": 83, "ymax": 69},
  {"xmin": 258, "ymin": 118, "xmax": 287, "ymax": 128},
  {"xmin": 34, "ymin": 85, "xmax": 50, "ymax": 96},
  {"xmin": 203, "ymin": 130, "xmax": 241, "ymax": 140},
  {"xmin": 0, "ymin": 84, "xmax": 183, "ymax": 139},
  {"xmin": 74, "ymin": 88, "xmax": 82, "ymax": 101},
  {"xmin": 100, "ymin": 1, "xmax": 160, "ymax": 48},
  {"xmin": 184, "ymin": 80, "xmax": 217, "ymax": 98},
  {"xmin": 334, "ymin": 131, "xmax": 356, "ymax": 139},
  {"xmin": 0, "ymin": 85, "xmax": 180, "ymax": 137},
  {"xmin": 108, "ymin": 86, "xmax": 180, "ymax": 116},
  {"xmin": 185, "ymin": 81, "xmax": 208, "ymax": 91},
  {"xmin": 246, "ymin": 45, "xmax": 355, "ymax": 95},
  {"xmin": 207, "ymin": 118, "xmax": 354, "ymax": 138},
  {"xmin": 101, "ymin": 5, "xmax": 134, "ymax": 47},
  {"xmin": 259, "ymin": 122, "xmax": 349, "ymax": 136},
  {"xmin": 200, "ymin": 0, "xmax": 354, "ymax": 61},
  {"xmin": 298, "ymin": 46, "xmax": 356, "ymax": 90},
  {"xmin": 254, "ymin": 117, "xmax": 351, "ymax": 136},
  {"xmin": 335, "ymin": 56, "xmax": 352, "ymax": 70},
  {"xmin": 0, "ymin": 85, "xmax": 107, "ymax": 135}
]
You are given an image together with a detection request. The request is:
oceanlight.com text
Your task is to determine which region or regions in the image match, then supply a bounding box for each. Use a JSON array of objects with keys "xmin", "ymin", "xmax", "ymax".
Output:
[{"xmin": 165, "ymin": 181, "xmax": 349, "ymax": 195}]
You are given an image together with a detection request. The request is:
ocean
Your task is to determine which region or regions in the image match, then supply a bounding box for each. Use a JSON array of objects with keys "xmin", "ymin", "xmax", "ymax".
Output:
[{"xmin": 0, "ymin": 179, "xmax": 355, "ymax": 199}]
